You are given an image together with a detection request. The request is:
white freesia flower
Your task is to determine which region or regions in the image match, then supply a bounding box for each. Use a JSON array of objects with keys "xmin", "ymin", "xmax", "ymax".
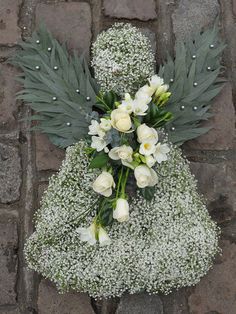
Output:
[
  {"xmin": 88, "ymin": 120, "xmax": 105, "ymax": 138},
  {"xmin": 91, "ymin": 136, "xmax": 108, "ymax": 152},
  {"xmin": 153, "ymin": 143, "xmax": 170, "ymax": 163},
  {"xmin": 135, "ymin": 89, "xmax": 152, "ymax": 105},
  {"xmin": 155, "ymin": 84, "xmax": 169, "ymax": 97},
  {"xmin": 77, "ymin": 223, "xmax": 97, "ymax": 245},
  {"xmin": 137, "ymin": 124, "xmax": 158, "ymax": 144},
  {"xmin": 138, "ymin": 84, "xmax": 154, "ymax": 97},
  {"xmin": 113, "ymin": 198, "xmax": 129, "ymax": 222},
  {"xmin": 92, "ymin": 171, "xmax": 115, "ymax": 197},
  {"xmin": 132, "ymin": 99, "xmax": 149, "ymax": 116},
  {"xmin": 98, "ymin": 227, "xmax": 111, "ymax": 246},
  {"xmin": 111, "ymin": 109, "xmax": 132, "ymax": 133},
  {"xmin": 139, "ymin": 142, "xmax": 156, "ymax": 156},
  {"xmin": 134, "ymin": 165, "xmax": 158, "ymax": 188},
  {"xmin": 100, "ymin": 118, "xmax": 112, "ymax": 131},
  {"xmin": 119, "ymin": 93, "xmax": 134, "ymax": 114},
  {"xmin": 145, "ymin": 155, "xmax": 156, "ymax": 168},
  {"xmin": 148, "ymin": 75, "xmax": 164, "ymax": 91},
  {"xmin": 109, "ymin": 145, "xmax": 133, "ymax": 164}
]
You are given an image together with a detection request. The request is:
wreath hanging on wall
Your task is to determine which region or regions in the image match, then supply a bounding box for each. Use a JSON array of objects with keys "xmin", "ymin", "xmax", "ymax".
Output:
[{"xmin": 12, "ymin": 21, "xmax": 225, "ymax": 298}]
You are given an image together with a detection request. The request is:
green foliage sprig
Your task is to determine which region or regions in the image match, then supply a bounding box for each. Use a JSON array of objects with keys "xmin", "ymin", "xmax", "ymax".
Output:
[
  {"xmin": 11, "ymin": 24, "xmax": 100, "ymax": 148},
  {"xmin": 160, "ymin": 21, "xmax": 226, "ymax": 145}
]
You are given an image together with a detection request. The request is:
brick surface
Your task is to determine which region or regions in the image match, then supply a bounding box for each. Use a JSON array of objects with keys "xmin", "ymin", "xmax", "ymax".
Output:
[
  {"xmin": 0, "ymin": 0, "xmax": 22, "ymax": 45},
  {"xmin": 233, "ymin": 0, "xmax": 236, "ymax": 16},
  {"xmin": 35, "ymin": 133, "xmax": 65, "ymax": 171},
  {"xmin": 35, "ymin": 2, "xmax": 92, "ymax": 56},
  {"xmin": 190, "ymin": 161, "xmax": 236, "ymax": 223},
  {"xmin": 0, "ymin": 143, "xmax": 21, "ymax": 204},
  {"xmin": 0, "ymin": 214, "xmax": 18, "ymax": 305},
  {"xmin": 186, "ymin": 83, "xmax": 235, "ymax": 150},
  {"xmin": 188, "ymin": 240, "xmax": 236, "ymax": 314},
  {"xmin": 0, "ymin": 64, "xmax": 20, "ymax": 131},
  {"xmin": 38, "ymin": 279, "xmax": 95, "ymax": 314},
  {"xmin": 116, "ymin": 293, "xmax": 163, "ymax": 314},
  {"xmin": 103, "ymin": 0, "xmax": 157, "ymax": 21},
  {"xmin": 172, "ymin": 0, "xmax": 219, "ymax": 40}
]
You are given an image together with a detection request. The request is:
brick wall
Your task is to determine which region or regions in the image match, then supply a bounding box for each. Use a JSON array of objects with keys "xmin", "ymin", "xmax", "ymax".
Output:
[{"xmin": 0, "ymin": 0, "xmax": 235, "ymax": 313}]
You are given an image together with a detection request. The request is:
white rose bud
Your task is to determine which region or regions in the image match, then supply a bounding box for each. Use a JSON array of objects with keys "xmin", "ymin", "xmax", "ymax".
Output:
[
  {"xmin": 113, "ymin": 198, "xmax": 129, "ymax": 222},
  {"xmin": 92, "ymin": 171, "xmax": 115, "ymax": 197},
  {"xmin": 111, "ymin": 109, "xmax": 132, "ymax": 133},
  {"xmin": 134, "ymin": 165, "xmax": 158, "ymax": 188},
  {"xmin": 98, "ymin": 227, "xmax": 111, "ymax": 246},
  {"xmin": 137, "ymin": 124, "xmax": 158, "ymax": 144}
]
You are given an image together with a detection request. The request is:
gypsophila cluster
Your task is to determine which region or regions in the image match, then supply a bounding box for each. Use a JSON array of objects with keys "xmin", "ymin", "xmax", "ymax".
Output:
[
  {"xmin": 25, "ymin": 140, "xmax": 219, "ymax": 298},
  {"xmin": 91, "ymin": 23, "xmax": 155, "ymax": 96}
]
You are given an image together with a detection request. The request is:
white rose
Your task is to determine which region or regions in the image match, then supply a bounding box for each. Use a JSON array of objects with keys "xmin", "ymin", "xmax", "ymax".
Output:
[
  {"xmin": 137, "ymin": 124, "xmax": 158, "ymax": 144},
  {"xmin": 111, "ymin": 109, "xmax": 132, "ymax": 133},
  {"xmin": 139, "ymin": 142, "xmax": 156, "ymax": 156},
  {"xmin": 100, "ymin": 118, "xmax": 112, "ymax": 131},
  {"xmin": 113, "ymin": 198, "xmax": 129, "ymax": 222},
  {"xmin": 145, "ymin": 155, "xmax": 156, "ymax": 168},
  {"xmin": 98, "ymin": 227, "xmax": 111, "ymax": 246},
  {"xmin": 92, "ymin": 171, "xmax": 115, "ymax": 197},
  {"xmin": 109, "ymin": 145, "xmax": 133, "ymax": 163},
  {"xmin": 88, "ymin": 120, "xmax": 105, "ymax": 138},
  {"xmin": 77, "ymin": 223, "xmax": 97, "ymax": 245},
  {"xmin": 153, "ymin": 143, "xmax": 170, "ymax": 163},
  {"xmin": 91, "ymin": 136, "xmax": 108, "ymax": 152},
  {"xmin": 134, "ymin": 165, "xmax": 158, "ymax": 188}
]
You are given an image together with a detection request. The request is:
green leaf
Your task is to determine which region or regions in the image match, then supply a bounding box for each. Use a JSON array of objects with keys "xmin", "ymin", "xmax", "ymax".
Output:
[
  {"xmin": 160, "ymin": 20, "xmax": 225, "ymax": 145},
  {"xmin": 10, "ymin": 24, "xmax": 100, "ymax": 149},
  {"xmin": 140, "ymin": 186, "xmax": 155, "ymax": 201},
  {"xmin": 89, "ymin": 152, "xmax": 109, "ymax": 169}
]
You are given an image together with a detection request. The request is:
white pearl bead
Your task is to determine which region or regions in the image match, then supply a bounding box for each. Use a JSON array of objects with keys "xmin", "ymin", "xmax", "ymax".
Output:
[{"xmin": 52, "ymin": 97, "xmax": 57, "ymax": 101}]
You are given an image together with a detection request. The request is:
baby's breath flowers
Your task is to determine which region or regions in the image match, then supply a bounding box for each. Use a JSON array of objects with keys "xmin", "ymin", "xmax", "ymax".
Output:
[
  {"xmin": 91, "ymin": 23, "xmax": 155, "ymax": 96},
  {"xmin": 25, "ymin": 141, "xmax": 219, "ymax": 298}
]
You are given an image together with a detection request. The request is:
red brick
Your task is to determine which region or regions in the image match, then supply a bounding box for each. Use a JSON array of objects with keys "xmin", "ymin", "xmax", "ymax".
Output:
[
  {"xmin": 103, "ymin": 0, "xmax": 157, "ymax": 21},
  {"xmin": 38, "ymin": 279, "xmax": 95, "ymax": 314},
  {"xmin": 35, "ymin": 2, "xmax": 92, "ymax": 56},
  {"xmin": 186, "ymin": 83, "xmax": 235, "ymax": 150},
  {"xmin": 35, "ymin": 133, "xmax": 65, "ymax": 171},
  {"xmin": 188, "ymin": 240, "xmax": 236, "ymax": 314},
  {"xmin": 0, "ymin": 0, "xmax": 22, "ymax": 45}
]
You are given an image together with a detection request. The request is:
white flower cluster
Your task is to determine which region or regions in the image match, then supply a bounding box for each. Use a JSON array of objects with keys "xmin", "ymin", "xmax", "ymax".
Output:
[
  {"xmin": 91, "ymin": 23, "xmax": 155, "ymax": 96},
  {"xmin": 25, "ymin": 140, "xmax": 219, "ymax": 298}
]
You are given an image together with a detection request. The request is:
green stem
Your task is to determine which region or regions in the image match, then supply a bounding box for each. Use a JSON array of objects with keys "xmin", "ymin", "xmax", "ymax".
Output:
[
  {"xmin": 121, "ymin": 167, "xmax": 130, "ymax": 198},
  {"xmin": 116, "ymin": 166, "xmax": 124, "ymax": 199}
]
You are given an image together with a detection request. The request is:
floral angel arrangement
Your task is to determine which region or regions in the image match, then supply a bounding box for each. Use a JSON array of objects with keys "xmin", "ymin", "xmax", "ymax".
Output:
[{"xmin": 12, "ymin": 22, "xmax": 225, "ymax": 298}]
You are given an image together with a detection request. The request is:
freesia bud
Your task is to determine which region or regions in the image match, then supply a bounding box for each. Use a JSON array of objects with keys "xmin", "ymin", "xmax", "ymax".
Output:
[{"xmin": 113, "ymin": 198, "xmax": 129, "ymax": 222}]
